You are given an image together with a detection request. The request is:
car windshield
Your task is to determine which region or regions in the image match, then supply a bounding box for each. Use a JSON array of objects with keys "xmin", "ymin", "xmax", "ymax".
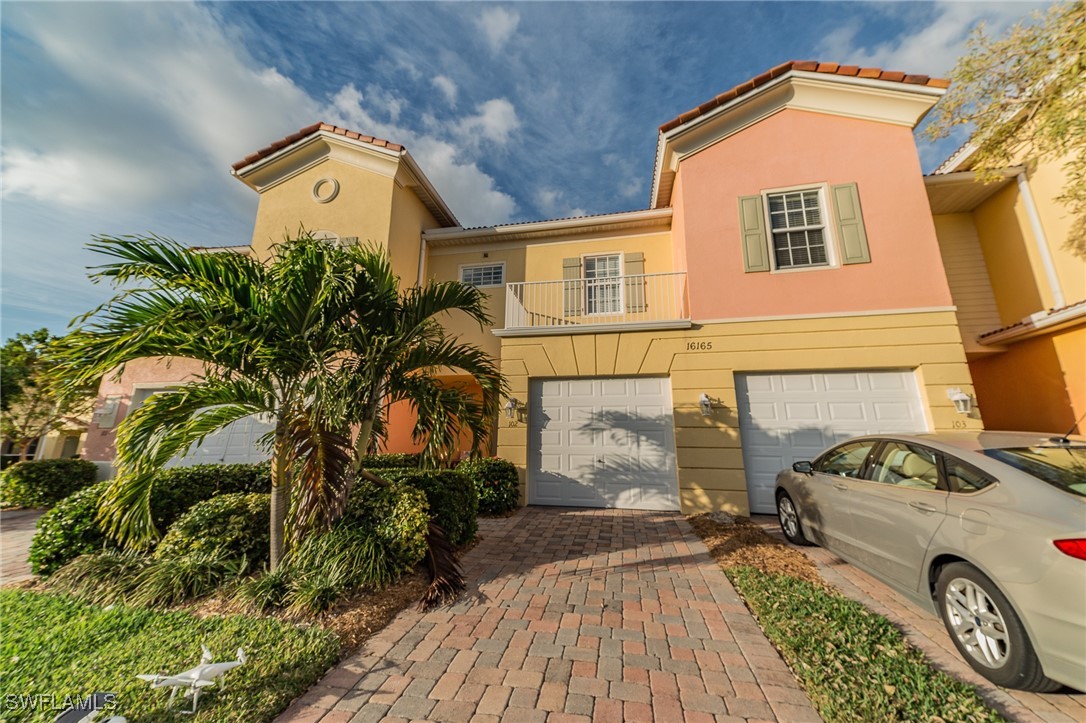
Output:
[{"xmin": 984, "ymin": 446, "xmax": 1086, "ymax": 497}]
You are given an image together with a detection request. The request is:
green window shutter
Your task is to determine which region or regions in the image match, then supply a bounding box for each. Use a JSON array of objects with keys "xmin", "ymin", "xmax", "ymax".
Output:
[
  {"xmin": 831, "ymin": 183, "xmax": 871, "ymax": 265},
  {"xmin": 624, "ymin": 252, "xmax": 646, "ymax": 313},
  {"xmin": 738, "ymin": 195, "xmax": 770, "ymax": 272},
  {"xmin": 562, "ymin": 257, "xmax": 582, "ymax": 316}
]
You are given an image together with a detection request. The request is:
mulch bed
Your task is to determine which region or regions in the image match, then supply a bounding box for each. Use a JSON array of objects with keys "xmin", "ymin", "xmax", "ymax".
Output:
[{"xmin": 687, "ymin": 513, "xmax": 825, "ymax": 587}]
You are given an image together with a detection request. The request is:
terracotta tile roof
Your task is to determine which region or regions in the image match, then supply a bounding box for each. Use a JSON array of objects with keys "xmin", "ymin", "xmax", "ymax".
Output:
[
  {"xmin": 231, "ymin": 122, "xmax": 405, "ymax": 171},
  {"xmin": 978, "ymin": 300, "xmax": 1086, "ymax": 339},
  {"xmin": 658, "ymin": 60, "xmax": 950, "ymax": 133}
]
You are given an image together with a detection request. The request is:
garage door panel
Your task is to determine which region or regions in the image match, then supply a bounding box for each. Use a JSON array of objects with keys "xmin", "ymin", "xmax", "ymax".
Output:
[
  {"xmin": 529, "ymin": 377, "xmax": 679, "ymax": 511},
  {"xmin": 738, "ymin": 370, "xmax": 927, "ymax": 514}
]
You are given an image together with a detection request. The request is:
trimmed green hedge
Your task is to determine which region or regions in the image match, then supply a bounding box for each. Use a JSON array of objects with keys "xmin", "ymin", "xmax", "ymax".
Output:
[
  {"xmin": 156, "ymin": 493, "xmax": 271, "ymax": 566},
  {"xmin": 0, "ymin": 458, "xmax": 98, "ymax": 508},
  {"xmin": 342, "ymin": 479, "xmax": 429, "ymax": 573},
  {"xmin": 358, "ymin": 453, "xmax": 421, "ymax": 469},
  {"xmin": 380, "ymin": 469, "xmax": 478, "ymax": 547},
  {"xmin": 457, "ymin": 457, "xmax": 519, "ymax": 515},
  {"xmin": 29, "ymin": 462, "xmax": 271, "ymax": 575},
  {"xmin": 1, "ymin": 589, "xmax": 339, "ymax": 722}
]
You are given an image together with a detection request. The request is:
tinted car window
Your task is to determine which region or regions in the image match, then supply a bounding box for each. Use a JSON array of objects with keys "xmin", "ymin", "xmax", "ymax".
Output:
[
  {"xmin": 815, "ymin": 441, "xmax": 877, "ymax": 478},
  {"xmin": 984, "ymin": 446, "xmax": 1086, "ymax": 497},
  {"xmin": 943, "ymin": 456, "xmax": 995, "ymax": 493},
  {"xmin": 869, "ymin": 442, "xmax": 940, "ymax": 489}
]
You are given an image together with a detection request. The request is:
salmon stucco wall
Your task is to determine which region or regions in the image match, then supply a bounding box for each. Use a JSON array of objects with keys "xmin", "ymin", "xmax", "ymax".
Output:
[
  {"xmin": 83, "ymin": 357, "xmax": 206, "ymax": 462},
  {"xmin": 673, "ymin": 109, "xmax": 954, "ymax": 321}
]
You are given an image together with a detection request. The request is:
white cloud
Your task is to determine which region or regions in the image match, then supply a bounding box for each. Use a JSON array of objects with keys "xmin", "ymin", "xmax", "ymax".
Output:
[
  {"xmin": 476, "ymin": 7, "xmax": 519, "ymax": 54},
  {"xmin": 534, "ymin": 187, "xmax": 586, "ymax": 220},
  {"xmin": 817, "ymin": 2, "xmax": 1030, "ymax": 76},
  {"xmin": 432, "ymin": 75, "xmax": 458, "ymax": 106},
  {"xmin": 455, "ymin": 99, "xmax": 520, "ymax": 147}
]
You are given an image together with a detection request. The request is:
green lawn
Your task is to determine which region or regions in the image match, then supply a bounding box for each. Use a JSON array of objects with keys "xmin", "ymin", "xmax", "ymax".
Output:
[
  {"xmin": 727, "ymin": 567, "xmax": 1005, "ymax": 723},
  {"xmin": 0, "ymin": 589, "xmax": 339, "ymax": 722}
]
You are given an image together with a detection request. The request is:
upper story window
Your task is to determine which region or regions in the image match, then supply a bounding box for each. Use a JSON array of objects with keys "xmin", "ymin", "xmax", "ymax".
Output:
[
  {"xmin": 739, "ymin": 182, "xmax": 870, "ymax": 274},
  {"xmin": 584, "ymin": 254, "xmax": 623, "ymax": 315},
  {"xmin": 766, "ymin": 189, "xmax": 829, "ymax": 269},
  {"xmin": 460, "ymin": 263, "xmax": 505, "ymax": 288}
]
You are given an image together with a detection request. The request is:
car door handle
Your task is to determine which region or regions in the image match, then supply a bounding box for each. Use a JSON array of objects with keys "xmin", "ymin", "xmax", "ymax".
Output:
[
  {"xmin": 909, "ymin": 501, "xmax": 937, "ymax": 513},
  {"xmin": 833, "ymin": 483, "xmax": 848, "ymax": 491}
]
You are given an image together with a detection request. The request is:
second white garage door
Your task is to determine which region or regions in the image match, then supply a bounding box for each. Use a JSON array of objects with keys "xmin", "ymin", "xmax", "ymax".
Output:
[
  {"xmin": 737, "ymin": 370, "xmax": 929, "ymax": 514},
  {"xmin": 528, "ymin": 377, "xmax": 679, "ymax": 510}
]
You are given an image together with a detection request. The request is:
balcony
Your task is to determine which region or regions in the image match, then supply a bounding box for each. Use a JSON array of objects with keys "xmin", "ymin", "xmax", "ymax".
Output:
[{"xmin": 496, "ymin": 272, "xmax": 690, "ymax": 336}]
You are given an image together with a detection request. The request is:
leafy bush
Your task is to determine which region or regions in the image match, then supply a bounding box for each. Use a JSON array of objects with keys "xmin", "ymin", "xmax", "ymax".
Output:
[
  {"xmin": 131, "ymin": 550, "xmax": 249, "ymax": 608},
  {"xmin": 342, "ymin": 479, "xmax": 429, "ymax": 572},
  {"xmin": 1, "ymin": 458, "xmax": 98, "ymax": 508},
  {"xmin": 358, "ymin": 452, "xmax": 421, "ymax": 469},
  {"xmin": 29, "ymin": 462, "xmax": 271, "ymax": 576},
  {"xmin": 156, "ymin": 493, "xmax": 270, "ymax": 566},
  {"xmin": 728, "ymin": 567, "xmax": 1001, "ymax": 723},
  {"xmin": 43, "ymin": 550, "xmax": 148, "ymax": 605},
  {"xmin": 1, "ymin": 588, "xmax": 339, "ymax": 722},
  {"xmin": 380, "ymin": 469, "xmax": 478, "ymax": 547},
  {"xmin": 29, "ymin": 482, "xmax": 112, "ymax": 575},
  {"xmin": 457, "ymin": 457, "xmax": 520, "ymax": 515}
]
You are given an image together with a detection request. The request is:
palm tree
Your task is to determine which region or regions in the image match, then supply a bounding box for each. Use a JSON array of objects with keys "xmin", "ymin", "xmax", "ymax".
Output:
[{"xmin": 56, "ymin": 234, "xmax": 504, "ymax": 584}]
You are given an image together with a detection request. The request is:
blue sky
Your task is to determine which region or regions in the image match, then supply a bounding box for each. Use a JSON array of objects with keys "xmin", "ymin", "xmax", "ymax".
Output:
[{"xmin": 1, "ymin": 1, "xmax": 1043, "ymax": 337}]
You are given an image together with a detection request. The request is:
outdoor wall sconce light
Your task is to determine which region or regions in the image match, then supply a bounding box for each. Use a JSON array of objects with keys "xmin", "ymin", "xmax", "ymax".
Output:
[
  {"xmin": 504, "ymin": 397, "xmax": 521, "ymax": 419},
  {"xmin": 699, "ymin": 393, "xmax": 714, "ymax": 417},
  {"xmin": 946, "ymin": 388, "xmax": 973, "ymax": 415}
]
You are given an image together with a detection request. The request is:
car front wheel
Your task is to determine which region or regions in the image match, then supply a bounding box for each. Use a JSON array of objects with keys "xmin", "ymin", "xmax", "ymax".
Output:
[
  {"xmin": 776, "ymin": 491, "xmax": 812, "ymax": 546},
  {"xmin": 935, "ymin": 562, "xmax": 1060, "ymax": 692}
]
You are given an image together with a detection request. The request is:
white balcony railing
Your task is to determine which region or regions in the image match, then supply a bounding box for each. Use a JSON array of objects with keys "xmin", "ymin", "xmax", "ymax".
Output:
[{"xmin": 499, "ymin": 271, "xmax": 690, "ymax": 335}]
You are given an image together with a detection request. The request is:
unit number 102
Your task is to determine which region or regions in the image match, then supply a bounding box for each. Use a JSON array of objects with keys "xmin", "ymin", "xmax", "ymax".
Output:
[{"xmin": 686, "ymin": 341, "xmax": 713, "ymax": 351}]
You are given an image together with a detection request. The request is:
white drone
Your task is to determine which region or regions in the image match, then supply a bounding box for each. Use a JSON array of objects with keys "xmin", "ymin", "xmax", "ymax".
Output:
[{"xmin": 136, "ymin": 645, "xmax": 247, "ymax": 714}]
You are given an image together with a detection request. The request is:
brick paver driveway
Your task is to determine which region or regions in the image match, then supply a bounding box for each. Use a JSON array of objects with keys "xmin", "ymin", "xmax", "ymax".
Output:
[
  {"xmin": 0, "ymin": 509, "xmax": 43, "ymax": 584},
  {"xmin": 278, "ymin": 508, "xmax": 820, "ymax": 722}
]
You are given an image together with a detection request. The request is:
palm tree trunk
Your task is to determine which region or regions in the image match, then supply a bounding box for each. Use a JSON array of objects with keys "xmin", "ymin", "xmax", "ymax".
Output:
[
  {"xmin": 269, "ymin": 421, "xmax": 291, "ymax": 570},
  {"xmin": 351, "ymin": 418, "xmax": 375, "ymax": 474}
]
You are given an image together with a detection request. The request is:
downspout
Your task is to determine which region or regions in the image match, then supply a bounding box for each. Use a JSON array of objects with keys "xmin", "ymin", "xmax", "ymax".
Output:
[
  {"xmin": 1016, "ymin": 172, "xmax": 1065, "ymax": 310},
  {"xmin": 417, "ymin": 237, "xmax": 427, "ymax": 287}
]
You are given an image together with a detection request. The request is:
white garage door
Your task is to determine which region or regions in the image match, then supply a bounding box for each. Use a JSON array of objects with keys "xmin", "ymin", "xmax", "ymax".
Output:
[
  {"xmin": 737, "ymin": 370, "xmax": 928, "ymax": 514},
  {"xmin": 529, "ymin": 377, "xmax": 679, "ymax": 510}
]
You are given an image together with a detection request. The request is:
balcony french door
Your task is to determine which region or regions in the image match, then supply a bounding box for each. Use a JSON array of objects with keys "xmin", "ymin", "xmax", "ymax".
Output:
[{"xmin": 584, "ymin": 254, "xmax": 622, "ymax": 315}]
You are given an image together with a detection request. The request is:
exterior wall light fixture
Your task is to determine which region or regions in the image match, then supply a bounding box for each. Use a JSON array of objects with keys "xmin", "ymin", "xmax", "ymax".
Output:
[
  {"xmin": 504, "ymin": 397, "xmax": 521, "ymax": 419},
  {"xmin": 699, "ymin": 393, "xmax": 714, "ymax": 417},
  {"xmin": 946, "ymin": 388, "xmax": 973, "ymax": 415}
]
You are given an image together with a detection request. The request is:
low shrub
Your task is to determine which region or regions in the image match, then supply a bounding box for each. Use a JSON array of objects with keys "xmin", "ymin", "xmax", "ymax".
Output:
[
  {"xmin": 457, "ymin": 457, "xmax": 519, "ymax": 515},
  {"xmin": 29, "ymin": 482, "xmax": 112, "ymax": 575},
  {"xmin": 1, "ymin": 588, "xmax": 339, "ymax": 722},
  {"xmin": 156, "ymin": 493, "xmax": 271, "ymax": 567},
  {"xmin": 29, "ymin": 462, "xmax": 271, "ymax": 576},
  {"xmin": 358, "ymin": 452, "xmax": 421, "ymax": 469},
  {"xmin": 342, "ymin": 479, "xmax": 429, "ymax": 572},
  {"xmin": 380, "ymin": 469, "xmax": 478, "ymax": 547},
  {"xmin": 1, "ymin": 458, "xmax": 98, "ymax": 508},
  {"xmin": 43, "ymin": 549, "xmax": 148, "ymax": 605},
  {"xmin": 131, "ymin": 550, "xmax": 248, "ymax": 608}
]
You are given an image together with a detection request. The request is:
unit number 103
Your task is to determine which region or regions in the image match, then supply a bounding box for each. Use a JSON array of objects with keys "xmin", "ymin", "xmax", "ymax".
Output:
[{"xmin": 686, "ymin": 341, "xmax": 713, "ymax": 351}]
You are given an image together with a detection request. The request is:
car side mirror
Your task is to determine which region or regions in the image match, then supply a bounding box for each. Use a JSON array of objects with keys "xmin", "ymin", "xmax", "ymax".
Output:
[{"xmin": 792, "ymin": 461, "xmax": 814, "ymax": 475}]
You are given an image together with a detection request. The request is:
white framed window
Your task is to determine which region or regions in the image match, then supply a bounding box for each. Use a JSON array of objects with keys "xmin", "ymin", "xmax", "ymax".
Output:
[
  {"xmin": 583, "ymin": 253, "xmax": 623, "ymax": 315},
  {"xmin": 460, "ymin": 263, "xmax": 505, "ymax": 288},
  {"xmin": 765, "ymin": 187, "xmax": 832, "ymax": 270}
]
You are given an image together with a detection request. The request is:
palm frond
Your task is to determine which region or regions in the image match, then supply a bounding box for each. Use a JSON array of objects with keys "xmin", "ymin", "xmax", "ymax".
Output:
[
  {"xmin": 101, "ymin": 378, "xmax": 270, "ymax": 545},
  {"xmin": 283, "ymin": 407, "xmax": 353, "ymax": 542}
]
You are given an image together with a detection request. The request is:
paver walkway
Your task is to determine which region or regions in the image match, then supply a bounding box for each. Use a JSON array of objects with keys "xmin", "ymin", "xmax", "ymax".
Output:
[
  {"xmin": 278, "ymin": 508, "xmax": 820, "ymax": 722},
  {"xmin": 0, "ymin": 509, "xmax": 43, "ymax": 584},
  {"xmin": 752, "ymin": 515, "xmax": 1086, "ymax": 723}
]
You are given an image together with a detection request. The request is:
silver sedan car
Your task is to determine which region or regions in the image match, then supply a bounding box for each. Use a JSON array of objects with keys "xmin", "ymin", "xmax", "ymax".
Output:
[{"xmin": 774, "ymin": 431, "xmax": 1086, "ymax": 692}]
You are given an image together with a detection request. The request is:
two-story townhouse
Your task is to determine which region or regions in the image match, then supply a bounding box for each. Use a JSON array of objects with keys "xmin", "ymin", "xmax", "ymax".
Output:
[
  {"xmin": 926, "ymin": 147, "xmax": 1085, "ymax": 436},
  {"xmin": 82, "ymin": 61, "xmax": 984, "ymax": 516}
]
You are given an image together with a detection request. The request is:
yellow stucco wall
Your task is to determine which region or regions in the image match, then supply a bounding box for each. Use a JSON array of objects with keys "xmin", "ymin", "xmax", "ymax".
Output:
[
  {"xmin": 388, "ymin": 183, "xmax": 439, "ymax": 286},
  {"xmin": 248, "ymin": 159, "xmax": 396, "ymax": 261},
  {"xmin": 931, "ymin": 213, "xmax": 1002, "ymax": 354},
  {"xmin": 970, "ymin": 324, "xmax": 1085, "ymax": 434},
  {"xmin": 425, "ymin": 229, "xmax": 674, "ymax": 362},
  {"xmin": 496, "ymin": 310, "xmax": 979, "ymax": 515},
  {"xmin": 973, "ymin": 182, "xmax": 1049, "ymax": 324},
  {"xmin": 1026, "ymin": 158, "xmax": 1086, "ymax": 304}
]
